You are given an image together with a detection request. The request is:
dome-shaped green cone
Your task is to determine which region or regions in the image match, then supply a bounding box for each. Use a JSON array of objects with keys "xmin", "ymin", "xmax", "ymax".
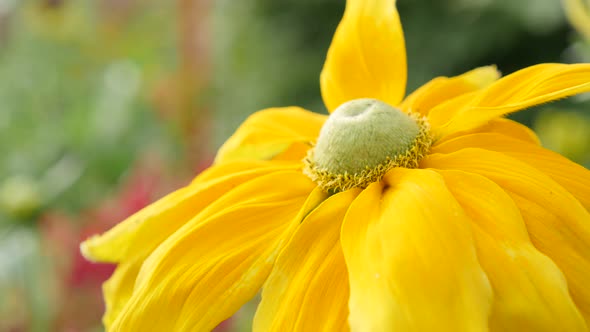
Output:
[{"xmin": 304, "ymin": 98, "xmax": 432, "ymax": 192}]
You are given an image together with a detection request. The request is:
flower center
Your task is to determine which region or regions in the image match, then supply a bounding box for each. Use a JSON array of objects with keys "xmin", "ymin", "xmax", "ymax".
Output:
[{"xmin": 303, "ymin": 98, "xmax": 432, "ymax": 192}]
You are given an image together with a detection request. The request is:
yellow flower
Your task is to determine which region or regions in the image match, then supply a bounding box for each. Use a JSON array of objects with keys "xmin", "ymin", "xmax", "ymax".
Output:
[{"xmin": 82, "ymin": 0, "xmax": 590, "ymax": 331}]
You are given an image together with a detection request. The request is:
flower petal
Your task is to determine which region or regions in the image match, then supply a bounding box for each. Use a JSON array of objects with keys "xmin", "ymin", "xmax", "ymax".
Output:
[
  {"xmin": 400, "ymin": 66, "xmax": 500, "ymax": 116},
  {"xmin": 436, "ymin": 118, "xmax": 540, "ymax": 145},
  {"xmin": 341, "ymin": 168, "xmax": 492, "ymax": 331},
  {"xmin": 431, "ymin": 133, "xmax": 590, "ymax": 209},
  {"xmin": 215, "ymin": 107, "xmax": 326, "ymax": 163},
  {"xmin": 253, "ymin": 188, "xmax": 360, "ymax": 332},
  {"xmin": 81, "ymin": 160, "xmax": 300, "ymax": 263},
  {"xmin": 320, "ymin": 0, "xmax": 406, "ymax": 112},
  {"xmin": 109, "ymin": 171, "xmax": 322, "ymax": 331},
  {"xmin": 429, "ymin": 63, "xmax": 590, "ymax": 137},
  {"xmin": 102, "ymin": 259, "xmax": 142, "ymax": 329},
  {"xmin": 439, "ymin": 170, "xmax": 587, "ymax": 330},
  {"xmin": 423, "ymin": 149, "xmax": 590, "ymax": 323}
]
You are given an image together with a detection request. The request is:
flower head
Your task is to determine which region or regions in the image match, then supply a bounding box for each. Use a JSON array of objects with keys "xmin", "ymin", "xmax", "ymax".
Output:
[{"xmin": 82, "ymin": 0, "xmax": 590, "ymax": 330}]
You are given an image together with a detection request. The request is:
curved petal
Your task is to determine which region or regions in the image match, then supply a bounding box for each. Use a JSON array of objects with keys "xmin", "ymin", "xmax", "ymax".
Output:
[
  {"xmin": 109, "ymin": 172, "xmax": 323, "ymax": 331},
  {"xmin": 253, "ymin": 188, "xmax": 360, "ymax": 332},
  {"xmin": 81, "ymin": 160, "xmax": 300, "ymax": 263},
  {"xmin": 438, "ymin": 170, "xmax": 587, "ymax": 331},
  {"xmin": 400, "ymin": 66, "xmax": 500, "ymax": 116},
  {"xmin": 431, "ymin": 133, "xmax": 590, "ymax": 209},
  {"xmin": 341, "ymin": 168, "xmax": 492, "ymax": 332},
  {"xmin": 428, "ymin": 63, "xmax": 590, "ymax": 137},
  {"xmin": 423, "ymin": 149, "xmax": 590, "ymax": 323},
  {"xmin": 215, "ymin": 107, "xmax": 326, "ymax": 164},
  {"xmin": 435, "ymin": 118, "xmax": 540, "ymax": 145},
  {"xmin": 320, "ymin": 0, "xmax": 406, "ymax": 112},
  {"xmin": 102, "ymin": 259, "xmax": 142, "ymax": 329}
]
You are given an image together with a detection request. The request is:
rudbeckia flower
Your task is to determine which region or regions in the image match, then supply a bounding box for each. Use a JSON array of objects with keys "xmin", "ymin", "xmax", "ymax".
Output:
[{"xmin": 82, "ymin": 0, "xmax": 590, "ymax": 330}]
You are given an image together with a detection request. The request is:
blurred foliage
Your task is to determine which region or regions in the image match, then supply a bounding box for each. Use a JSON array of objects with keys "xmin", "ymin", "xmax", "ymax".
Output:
[
  {"xmin": 0, "ymin": 0, "xmax": 180, "ymax": 218},
  {"xmin": 0, "ymin": 226, "xmax": 55, "ymax": 332},
  {"xmin": 0, "ymin": 0, "xmax": 589, "ymax": 331},
  {"xmin": 535, "ymin": 108, "xmax": 590, "ymax": 164},
  {"xmin": 0, "ymin": 0, "xmax": 189, "ymax": 331}
]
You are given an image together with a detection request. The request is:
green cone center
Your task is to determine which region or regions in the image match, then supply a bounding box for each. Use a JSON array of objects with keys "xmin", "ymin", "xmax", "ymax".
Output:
[{"xmin": 313, "ymin": 98, "xmax": 420, "ymax": 175}]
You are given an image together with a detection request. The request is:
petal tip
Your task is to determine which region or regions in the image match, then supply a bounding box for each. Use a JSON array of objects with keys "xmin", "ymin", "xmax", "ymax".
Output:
[
  {"xmin": 465, "ymin": 65, "xmax": 501, "ymax": 88},
  {"xmin": 80, "ymin": 237, "xmax": 98, "ymax": 262}
]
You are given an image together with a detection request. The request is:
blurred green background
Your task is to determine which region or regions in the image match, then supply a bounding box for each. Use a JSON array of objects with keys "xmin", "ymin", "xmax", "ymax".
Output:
[{"xmin": 0, "ymin": 0, "xmax": 589, "ymax": 331}]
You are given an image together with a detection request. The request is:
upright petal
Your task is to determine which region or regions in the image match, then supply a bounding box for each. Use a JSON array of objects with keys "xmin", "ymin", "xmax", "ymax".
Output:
[
  {"xmin": 429, "ymin": 63, "xmax": 590, "ymax": 137},
  {"xmin": 423, "ymin": 149, "xmax": 590, "ymax": 323},
  {"xmin": 110, "ymin": 172, "xmax": 322, "ymax": 331},
  {"xmin": 81, "ymin": 160, "xmax": 300, "ymax": 263},
  {"xmin": 431, "ymin": 133, "xmax": 590, "ymax": 209},
  {"xmin": 320, "ymin": 0, "xmax": 406, "ymax": 112},
  {"xmin": 215, "ymin": 107, "xmax": 326, "ymax": 164},
  {"xmin": 253, "ymin": 188, "xmax": 360, "ymax": 332},
  {"xmin": 341, "ymin": 168, "xmax": 492, "ymax": 332},
  {"xmin": 400, "ymin": 66, "xmax": 500, "ymax": 116},
  {"xmin": 439, "ymin": 170, "xmax": 587, "ymax": 331}
]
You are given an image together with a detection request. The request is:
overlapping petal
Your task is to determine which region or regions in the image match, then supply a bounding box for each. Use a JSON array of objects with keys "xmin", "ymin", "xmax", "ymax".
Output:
[
  {"xmin": 341, "ymin": 168, "xmax": 492, "ymax": 331},
  {"xmin": 423, "ymin": 149, "xmax": 590, "ymax": 323},
  {"xmin": 400, "ymin": 66, "xmax": 500, "ymax": 116},
  {"xmin": 439, "ymin": 170, "xmax": 587, "ymax": 331},
  {"xmin": 320, "ymin": 0, "xmax": 406, "ymax": 112},
  {"xmin": 253, "ymin": 188, "xmax": 360, "ymax": 332},
  {"xmin": 102, "ymin": 259, "xmax": 142, "ymax": 329},
  {"xmin": 109, "ymin": 172, "xmax": 322, "ymax": 331},
  {"xmin": 215, "ymin": 107, "xmax": 326, "ymax": 163},
  {"xmin": 429, "ymin": 63, "xmax": 590, "ymax": 137},
  {"xmin": 435, "ymin": 118, "xmax": 540, "ymax": 145},
  {"xmin": 431, "ymin": 133, "xmax": 590, "ymax": 209},
  {"xmin": 81, "ymin": 160, "xmax": 300, "ymax": 263}
]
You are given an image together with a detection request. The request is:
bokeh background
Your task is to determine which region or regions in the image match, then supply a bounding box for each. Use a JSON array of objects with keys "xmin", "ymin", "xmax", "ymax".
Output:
[{"xmin": 1, "ymin": 0, "xmax": 589, "ymax": 331}]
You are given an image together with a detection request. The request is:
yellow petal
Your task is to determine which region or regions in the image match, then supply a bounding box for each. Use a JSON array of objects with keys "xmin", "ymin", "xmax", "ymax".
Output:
[
  {"xmin": 320, "ymin": 0, "xmax": 406, "ymax": 112},
  {"xmin": 341, "ymin": 168, "xmax": 492, "ymax": 332},
  {"xmin": 400, "ymin": 66, "xmax": 500, "ymax": 116},
  {"xmin": 253, "ymin": 188, "xmax": 360, "ymax": 332},
  {"xmin": 81, "ymin": 160, "xmax": 300, "ymax": 263},
  {"xmin": 109, "ymin": 171, "xmax": 321, "ymax": 331},
  {"xmin": 423, "ymin": 149, "xmax": 590, "ymax": 323},
  {"xmin": 439, "ymin": 170, "xmax": 587, "ymax": 331},
  {"xmin": 429, "ymin": 63, "xmax": 590, "ymax": 137},
  {"xmin": 511, "ymin": 194, "xmax": 590, "ymax": 327},
  {"xmin": 215, "ymin": 107, "xmax": 326, "ymax": 164},
  {"xmin": 436, "ymin": 118, "xmax": 540, "ymax": 145},
  {"xmin": 431, "ymin": 133, "xmax": 590, "ymax": 209},
  {"xmin": 102, "ymin": 259, "xmax": 142, "ymax": 329}
]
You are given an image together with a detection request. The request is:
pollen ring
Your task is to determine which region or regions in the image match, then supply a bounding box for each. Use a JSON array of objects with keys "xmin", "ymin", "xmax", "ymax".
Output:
[{"xmin": 303, "ymin": 113, "xmax": 432, "ymax": 193}]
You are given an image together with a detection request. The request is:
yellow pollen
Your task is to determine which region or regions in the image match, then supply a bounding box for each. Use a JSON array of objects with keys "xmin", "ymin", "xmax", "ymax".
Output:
[{"xmin": 303, "ymin": 98, "xmax": 433, "ymax": 192}]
